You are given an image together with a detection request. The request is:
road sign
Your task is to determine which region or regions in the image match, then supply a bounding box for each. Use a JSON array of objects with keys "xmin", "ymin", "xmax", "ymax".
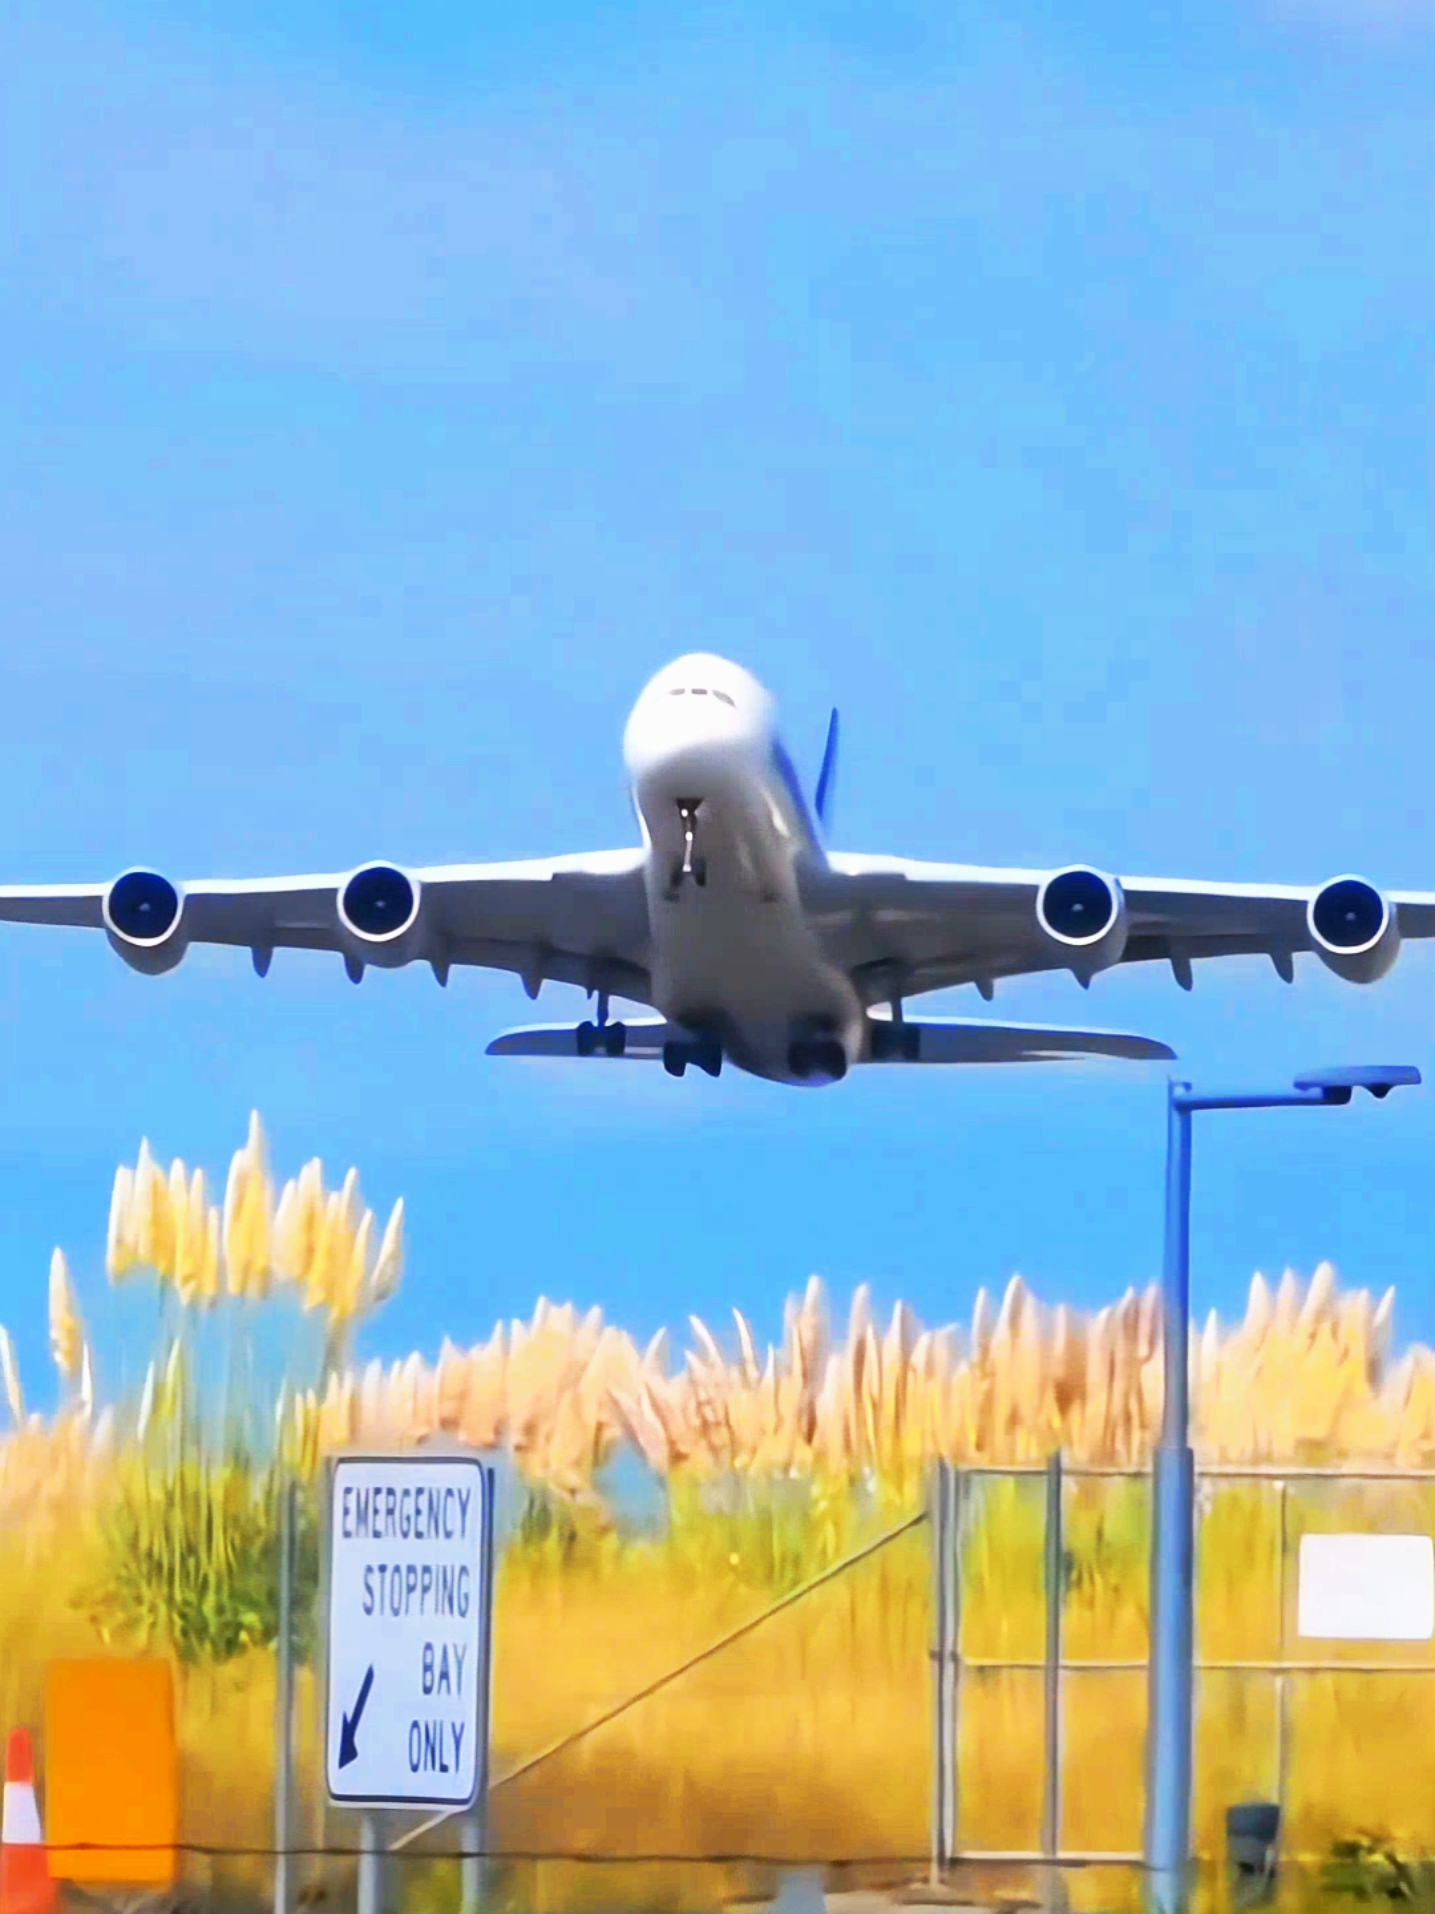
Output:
[{"xmin": 324, "ymin": 1452, "xmax": 494, "ymax": 1809}]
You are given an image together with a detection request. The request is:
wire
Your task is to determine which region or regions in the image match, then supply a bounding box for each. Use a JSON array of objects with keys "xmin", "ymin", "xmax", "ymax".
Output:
[
  {"xmin": 389, "ymin": 1507, "xmax": 930, "ymax": 1854},
  {"xmin": 49, "ymin": 1841, "xmax": 1135, "ymax": 1866}
]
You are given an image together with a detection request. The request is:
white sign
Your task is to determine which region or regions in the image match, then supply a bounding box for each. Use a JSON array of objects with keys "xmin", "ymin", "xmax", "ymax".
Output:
[
  {"xmin": 325, "ymin": 1453, "xmax": 492, "ymax": 1809},
  {"xmin": 1297, "ymin": 1532, "xmax": 1435, "ymax": 1642}
]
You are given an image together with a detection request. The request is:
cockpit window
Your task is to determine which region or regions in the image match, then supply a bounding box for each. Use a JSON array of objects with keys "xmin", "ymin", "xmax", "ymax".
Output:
[{"xmin": 669, "ymin": 684, "xmax": 736, "ymax": 706}]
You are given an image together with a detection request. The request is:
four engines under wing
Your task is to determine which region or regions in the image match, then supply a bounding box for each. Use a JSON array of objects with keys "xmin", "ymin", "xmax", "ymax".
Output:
[
  {"xmin": 803, "ymin": 854, "xmax": 1435, "ymax": 1001},
  {"xmin": 6, "ymin": 839, "xmax": 1435, "ymax": 1082},
  {"xmin": 0, "ymin": 853, "xmax": 653, "ymax": 1002}
]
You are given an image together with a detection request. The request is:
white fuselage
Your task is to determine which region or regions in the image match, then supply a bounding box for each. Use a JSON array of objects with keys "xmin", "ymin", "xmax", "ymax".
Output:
[{"xmin": 621, "ymin": 654, "xmax": 863, "ymax": 1083}]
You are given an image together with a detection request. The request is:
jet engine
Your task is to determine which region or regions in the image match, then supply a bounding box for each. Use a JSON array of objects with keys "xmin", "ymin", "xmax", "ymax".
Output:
[
  {"xmin": 1035, "ymin": 866, "xmax": 1129, "ymax": 978},
  {"xmin": 1308, "ymin": 875, "xmax": 1400, "ymax": 984},
  {"xmin": 337, "ymin": 862, "xmax": 424, "ymax": 966},
  {"xmin": 103, "ymin": 869, "xmax": 189, "ymax": 975}
]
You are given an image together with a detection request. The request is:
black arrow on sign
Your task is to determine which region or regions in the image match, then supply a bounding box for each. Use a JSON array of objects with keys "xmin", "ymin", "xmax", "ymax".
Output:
[{"xmin": 338, "ymin": 1665, "xmax": 374, "ymax": 1769}]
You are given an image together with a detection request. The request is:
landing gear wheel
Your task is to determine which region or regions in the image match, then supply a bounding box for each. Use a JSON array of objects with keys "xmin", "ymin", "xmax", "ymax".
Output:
[
  {"xmin": 579, "ymin": 1009, "xmax": 626, "ymax": 1057},
  {"xmin": 693, "ymin": 856, "xmax": 708, "ymax": 888},
  {"xmin": 663, "ymin": 1037, "xmax": 719, "ymax": 1077},
  {"xmin": 871, "ymin": 1022, "xmax": 920, "ymax": 1064}
]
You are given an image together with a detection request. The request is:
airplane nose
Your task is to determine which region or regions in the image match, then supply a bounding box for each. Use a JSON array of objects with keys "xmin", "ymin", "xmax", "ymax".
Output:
[
  {"xmin": 624, "ymin": 687, "xmax": 728, "ymax": 774},
  {"xmin": 623, "ymin": 660, "xmax": 774, "ymax": 794}
]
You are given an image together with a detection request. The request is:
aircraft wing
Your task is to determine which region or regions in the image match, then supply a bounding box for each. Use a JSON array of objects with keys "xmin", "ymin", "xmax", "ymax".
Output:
[
  {"xmin": 486, "ymin": 1018, "xmax": 674, "ymax": 1058},
  {"xmin": 804, "ymin": 854, "xmax": 1435, "ymax": 1000},
  {"xmin": 0, "ymin": 852, "xmax": 653, "ymax": 1001},
  {"xmin": 486, "ymin": 1013, "xmax": 1172, "ymax": 1065},
  {"xmin": 866, "ymin": 1013, "xmax": 1174, "ymax": 1063}
]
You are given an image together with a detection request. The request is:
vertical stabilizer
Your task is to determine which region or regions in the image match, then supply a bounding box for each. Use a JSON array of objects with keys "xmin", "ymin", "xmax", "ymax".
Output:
[{"xmin": 815, "ymin": 708, "xmax": 839, "ymax": 830}]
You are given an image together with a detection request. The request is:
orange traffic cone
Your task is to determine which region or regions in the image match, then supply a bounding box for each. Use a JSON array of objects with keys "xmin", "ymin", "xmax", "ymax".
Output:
[{"xmin": 1, "ymin": 1729, "xmax": 54, "ymax": 1914}]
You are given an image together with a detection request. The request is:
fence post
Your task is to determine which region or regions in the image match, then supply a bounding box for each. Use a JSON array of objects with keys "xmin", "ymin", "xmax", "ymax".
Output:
[
  {"xmin": 1041, "ymin": 1452, "xmax": 1066, "ymax": 1912},
  {"xmin": 1274, "ymin": 1476, "xmax": 1290, "ymax": 1835},
  {"xmin": 930, "ymin": 1460, "xmax": 960, "ymax": 1886},
  {"xmin": 275, "ymin": 1475, "xmax": 296, "ymax": 1914}
]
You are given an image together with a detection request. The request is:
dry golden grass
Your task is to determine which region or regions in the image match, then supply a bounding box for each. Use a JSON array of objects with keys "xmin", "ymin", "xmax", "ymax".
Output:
[
  {"xmin": 5, "ymin": 1116, "xmax": 1435, "ymax": 1914},
  {"xmin": 293, "ymin": 1261, "xmax": 1429, "ymax": 1497}
]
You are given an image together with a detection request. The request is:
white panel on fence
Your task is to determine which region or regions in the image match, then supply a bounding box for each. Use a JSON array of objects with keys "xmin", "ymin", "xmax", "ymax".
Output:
[{"xmin": 1296, "ymin": 1533, "xmax": 1435, "ymax": 1641}]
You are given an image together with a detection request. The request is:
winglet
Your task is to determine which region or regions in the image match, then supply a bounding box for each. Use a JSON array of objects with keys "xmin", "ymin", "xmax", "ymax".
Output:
[{"xmin": 815, "ymin": 708, "xmax": 839, "ymax": 830}]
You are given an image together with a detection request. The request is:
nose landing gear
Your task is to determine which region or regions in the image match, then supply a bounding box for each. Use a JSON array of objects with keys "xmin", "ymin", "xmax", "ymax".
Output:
[{"xmin": 665, "ymin": 799, "xmax": 708, "ymax": 898}]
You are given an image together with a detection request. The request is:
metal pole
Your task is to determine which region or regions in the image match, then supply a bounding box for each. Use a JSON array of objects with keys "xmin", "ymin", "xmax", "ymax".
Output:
[
  {"xmin": 275, "ymin": 1476, "xmax": 296, "ymax": 1914},
  {"xmin": 950, "ymin": 1467, "xmax": 964, "ymax": 1869},
  {"xmin": 1145, "ymin": 1087, "xmax": 1196, "ymax": 1914},
  {"xmin": 317, "ymin": 1458, "xmax": 334, "ymax": 1895},
  {"xmin": 463, "ymin": 1461, "xmax": 498, "ymax": 1914},
  {"xmin": 357, "ymin": 1814, "xmax": 380, "ymax": 1914},
  {"xmin": 1041, "ymin": 1451, "xmax": 1065, "ymax": 1912},
  {"xmin": 460, "ymin": 1810, "xmax": 483, "ymax": 1914},
  {"xmin": 1275, "ymin": 1477, "xmax": 1289, "ymax": 1835},
  {"xmin": 930, "ymin": 1460, "xmax": 957, "ymax": 1886}
]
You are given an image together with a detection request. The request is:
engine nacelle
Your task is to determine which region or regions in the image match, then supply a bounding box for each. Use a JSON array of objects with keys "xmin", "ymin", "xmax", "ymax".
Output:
[
  {"xmin": 1035, "ymin": 865, "xmax": 1129, "ymax": 978},
  {"xmin": 1308, "ymin": 875, "xmax": 1401, "ymax": 984},
  {"xmin": 337, "ymin": 862, "xmax": 423, "ymax": 967},
  {"xmin": 103, "ymin": 869, "xmax": 189, "ymax": 975}
]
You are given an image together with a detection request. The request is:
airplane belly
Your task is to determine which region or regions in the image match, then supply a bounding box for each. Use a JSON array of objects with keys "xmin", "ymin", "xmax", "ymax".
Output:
[
  {"xmin": 631, "ymin": 718, "xmax": 864, "ymax": 1078},
  {"xmin": 642, "ymin": 822, "xmax": 862, "ymax": 1074}
]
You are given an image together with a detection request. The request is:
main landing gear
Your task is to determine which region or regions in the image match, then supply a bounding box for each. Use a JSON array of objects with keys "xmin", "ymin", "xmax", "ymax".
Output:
[
  {"xmin": 663, "ymin": 1037, "xmax": 722, "ymax": 1078},
  {"xmin": 576, "ymin": 993, "xmax": 626, "ymax": 1057},
  {"xmin": 665, "ymin": 799, "xmax": 708, "ymax": 898},
  {"xmin": 867, "ymin": 1000, "xmax": 920, "ymax": 1063}
]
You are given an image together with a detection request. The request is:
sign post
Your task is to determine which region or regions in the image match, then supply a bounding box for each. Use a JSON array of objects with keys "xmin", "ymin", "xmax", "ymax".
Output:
[{"xmin": 324, "ymin": 1452, "xmax": 495, "ymax": 1899}]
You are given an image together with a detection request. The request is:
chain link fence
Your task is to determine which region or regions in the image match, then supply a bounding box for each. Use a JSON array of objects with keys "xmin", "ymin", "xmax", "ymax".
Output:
[
  {"xmin": 931, "ymin": 1458, "xmax": 1435, "ymax": 1898},
  {"xmin": 27, "ymin": 1458, "xmax": 1435, "ymax": 1914}
]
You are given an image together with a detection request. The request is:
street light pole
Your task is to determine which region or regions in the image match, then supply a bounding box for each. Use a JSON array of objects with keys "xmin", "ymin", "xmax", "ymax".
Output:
[
  {"xmin": 1142, "ymin": 1064, "xmax": 1420, "ymax": 1914},
  {"xmin": 1145, "ymin": 1088, "xmax": 1195, "ymax": 1914}
]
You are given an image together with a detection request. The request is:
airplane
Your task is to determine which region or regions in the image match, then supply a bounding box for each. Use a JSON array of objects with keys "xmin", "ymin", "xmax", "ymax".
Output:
[{"xmin": 0, "ymin": 651, "xmax": 1429, "ymax": 1087}]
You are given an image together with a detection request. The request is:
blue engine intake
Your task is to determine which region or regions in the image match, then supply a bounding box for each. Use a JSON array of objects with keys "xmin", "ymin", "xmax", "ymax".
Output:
[
  {"xmin": 103, "ymin": 869, "xmax": 187, "ymax": 973},
  {"xmin": 1035, "ymin": 865, "xmax": 1129, "ymax": 977},
  {"xmin": 1307, "ymin": 875, "xmax": 1400, "ymax": 983},
  {"xmin": 339, "ymin": 864, "xmax": 421, "ymax": 943}
]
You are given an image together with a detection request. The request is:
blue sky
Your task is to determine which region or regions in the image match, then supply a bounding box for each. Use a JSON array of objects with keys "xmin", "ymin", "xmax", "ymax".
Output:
[{"xmin": 2, "ymin": 0, "xmax": 1434, "ymax": 1409}]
